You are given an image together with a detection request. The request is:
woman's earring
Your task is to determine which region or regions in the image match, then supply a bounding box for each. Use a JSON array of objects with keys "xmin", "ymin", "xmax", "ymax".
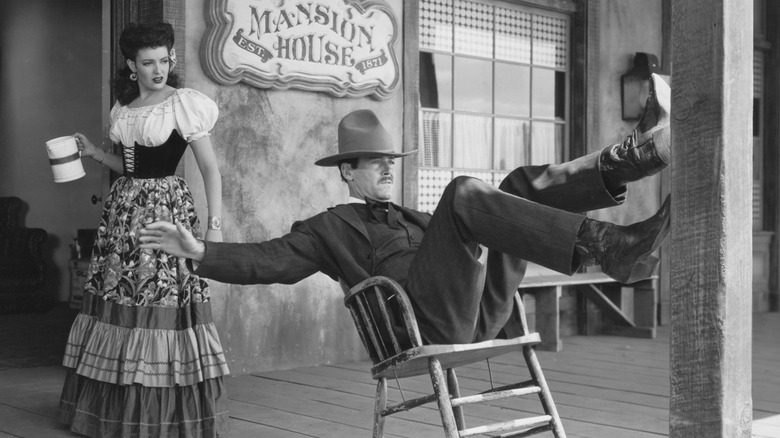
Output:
[{"xmin": 130, "ymin": 72, "xmax": 138, "ymax": 81}]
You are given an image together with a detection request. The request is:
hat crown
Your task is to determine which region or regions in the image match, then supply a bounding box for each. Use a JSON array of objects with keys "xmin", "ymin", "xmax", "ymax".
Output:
[
  {"xmin": 315, "ymin": 109, "xmax": 417, "ymax": 167},
  {"xmin": 337, "ymin": 109, "xmax": 393, "ymax": 155}
]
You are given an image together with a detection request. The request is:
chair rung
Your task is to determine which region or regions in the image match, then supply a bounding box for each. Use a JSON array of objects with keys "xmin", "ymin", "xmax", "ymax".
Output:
[
  {"xmin": 481, "ymin": 379, "xmax": 535, "ymax": 395},
  {"xmin": 383, "ymin": 393, "xmax": 438, "ymax": 416},
  {"xmin": 459, "ymin": 415, "xmax": 553, "ymax": 437},
  {"xmin": 451, "ymin": 386, "xmax": 541, "ymax": 408},
  {"xmin": 494, "ymin": 423, "xmax": 554, "ymax": 438}
]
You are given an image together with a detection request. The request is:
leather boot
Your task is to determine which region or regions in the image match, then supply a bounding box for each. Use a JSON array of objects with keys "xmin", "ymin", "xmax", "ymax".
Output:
[
  {"xmin": 575, "ymin": 195, "xmax": 671, "ymax": 284},
  {"xmin": 601, "ymin": 73, "xmax": 671, "ymax": 189}
]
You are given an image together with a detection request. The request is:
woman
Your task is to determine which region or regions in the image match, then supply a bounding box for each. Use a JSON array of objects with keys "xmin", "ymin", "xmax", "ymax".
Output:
[{"xmin": 59, "ymin": 22, "xmax": 229, "ymax": 438}]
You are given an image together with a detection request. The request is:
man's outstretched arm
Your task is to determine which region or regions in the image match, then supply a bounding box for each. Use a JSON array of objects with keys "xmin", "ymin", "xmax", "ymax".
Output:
[
  {"xmin": 139, "ymin": 220, "xmax": 324, "ymax": 285},
  {"xmin": 139, "ymin": 221, "xmax": 206, "ymax": 261}
]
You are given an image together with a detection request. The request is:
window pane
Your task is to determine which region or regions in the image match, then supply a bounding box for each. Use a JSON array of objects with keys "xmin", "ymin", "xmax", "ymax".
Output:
[
  {"xmin": 418, "ymin": 169, "xmax": 453, "ymax": 214},
  {"xmin": 420, "ymin": 110, "xmax": 452, "ymax": 167},
  {"xmin": 454, "ymin": 57, "xmax": 492, "ymax": 113},
  {"xmin": 453, "ymin": 114, "xmax": 491, "ymax": 169},
  {"xmin": 495, "ymin": 118, "xmax": 529, "ymax": 170},
  {"xmin": 530, "ymin": 122, "xmax": 563, "ymax": 165},
  {"xmin": 754, "ymin": 137, "xmax": 762, "ymax": 229},
  {"xmin": 532, "ymin": 68, "xmax": 563, "ymax": 119},
  {"xmin": 420, "ymin": 53, "xmax": 453, "ymax": 110},
  {"xmin": 454, "ymin": 0, "xmax": 493, "ymax": 57},
  {"xmin": 495, "ymin": 6, "xmax": 531, "ymax": 63},
  {"xmin": 420, "ymin": 0, "xmax": 453, "ymax": 52},
  {"xmin": 532, "ymin": 14, "xmax": 568, "ymax": 68},
  {"xmin": 495, "ymin": 63, "xmax": 530, "ymax": 116},
  {"xmin": 555, "ymin": 71, "xmax": 566, "ymax": 120}
]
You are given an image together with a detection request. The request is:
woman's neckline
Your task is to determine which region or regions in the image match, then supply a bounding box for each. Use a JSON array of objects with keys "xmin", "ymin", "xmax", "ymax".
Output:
[{"xmin": 126, "ymin": 88, "xmax": 179, "ymax": 110}]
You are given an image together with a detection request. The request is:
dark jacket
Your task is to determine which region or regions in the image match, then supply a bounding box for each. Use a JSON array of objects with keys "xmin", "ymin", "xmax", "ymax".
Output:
[{"xmin": 195, "ymin": 203, "xmax": 431, "ymax": 289}]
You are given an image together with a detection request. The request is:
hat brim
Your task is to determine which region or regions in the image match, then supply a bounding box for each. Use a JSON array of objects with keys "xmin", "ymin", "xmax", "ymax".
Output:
[{"xmin": 315, "ymin": 149, "xmax": 418, "ymax": 167}]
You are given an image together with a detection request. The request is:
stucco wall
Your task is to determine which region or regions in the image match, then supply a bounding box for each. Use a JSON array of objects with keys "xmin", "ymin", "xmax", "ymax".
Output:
[{"xmin": 182, "ymin": 0, "xmax": 404, "ymax": 373}]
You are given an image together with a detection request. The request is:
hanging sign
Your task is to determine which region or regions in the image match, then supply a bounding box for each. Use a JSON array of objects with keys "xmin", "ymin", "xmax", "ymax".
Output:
[{"xmin": 201, "ymin": 0, "xmax": 399, "ymax": 99}]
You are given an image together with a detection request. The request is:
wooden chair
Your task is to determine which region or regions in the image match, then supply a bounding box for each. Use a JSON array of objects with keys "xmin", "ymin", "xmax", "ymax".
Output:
[{"xmin": 343, "ymin": 276, "xmax": 566, "ymax": 438}]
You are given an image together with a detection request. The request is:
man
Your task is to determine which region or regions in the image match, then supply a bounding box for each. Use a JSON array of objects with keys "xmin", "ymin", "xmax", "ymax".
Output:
[{"xmin": 140, "ymin": 74, "xmax": 672, "ymax": 345}]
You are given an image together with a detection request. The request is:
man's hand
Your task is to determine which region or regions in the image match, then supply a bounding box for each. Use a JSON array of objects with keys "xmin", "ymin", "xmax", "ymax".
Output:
[{"xmin": 139, "ymin": 221, "xmax": 206, "ymax": 262}]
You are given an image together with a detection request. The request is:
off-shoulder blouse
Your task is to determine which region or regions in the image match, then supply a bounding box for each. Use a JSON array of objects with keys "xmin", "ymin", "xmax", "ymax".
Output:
[{"xmin": 109, "ymin": 88, "xmax": 218, "ymax": 147}]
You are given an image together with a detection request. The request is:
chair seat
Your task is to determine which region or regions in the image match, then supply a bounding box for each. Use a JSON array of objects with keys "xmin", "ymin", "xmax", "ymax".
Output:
[{"xmin": 372, "ymin": 333, "xmax": 541, "ymax": 379}]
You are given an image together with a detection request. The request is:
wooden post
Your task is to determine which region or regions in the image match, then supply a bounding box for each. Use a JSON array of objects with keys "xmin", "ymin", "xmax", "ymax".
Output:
[
  {"xmin": 765, "ymin": 1, "xmax": 780, "ymax": 312},
  {"xmin": 535, "ymin": 287, "xmax": 562, "ymax": 352},
  {"xmin": 402, "ymin": 0, "xmax": 420, "ymax": 208},
  {"xmin": 670, "ymin": 1, "xmax": 753, "ymax": 436}
]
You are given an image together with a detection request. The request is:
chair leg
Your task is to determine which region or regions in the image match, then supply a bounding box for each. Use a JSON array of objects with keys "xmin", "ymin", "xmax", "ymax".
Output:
[
  {"xmin": 373, "ymin": 378, "xmax": 387, "ymax": 438},
  {"xmin": 428, "ymin": 357, "xmax": 458, "ymax": 438},
  {"xmin": 446, "ymin": 368, "xmax": 465, "ymax": 431},
  {"xmin": 523, "ymin": 345, "xmax": 567, "ymax": 438}
]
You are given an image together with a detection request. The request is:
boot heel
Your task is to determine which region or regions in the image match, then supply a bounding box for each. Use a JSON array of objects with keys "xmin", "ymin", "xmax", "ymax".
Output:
[
  {"xmin": 650, "ymin": 128, "xmax": 671, "ymax": 163},
  {"xmin": 623, "ymin": 255, "xmax": 659, "ymax": 284}
]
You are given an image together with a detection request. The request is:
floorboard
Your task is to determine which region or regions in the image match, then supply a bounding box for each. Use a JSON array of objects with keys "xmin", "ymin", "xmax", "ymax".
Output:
[{"xmin": 0, "ymin": 311, "xmax": 776, "ymax": 437}]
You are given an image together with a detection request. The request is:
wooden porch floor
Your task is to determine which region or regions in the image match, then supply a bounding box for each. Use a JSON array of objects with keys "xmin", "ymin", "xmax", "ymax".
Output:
[{"xmin": 0, "ymin": 311, "xmax": 778, "ymax": 438}]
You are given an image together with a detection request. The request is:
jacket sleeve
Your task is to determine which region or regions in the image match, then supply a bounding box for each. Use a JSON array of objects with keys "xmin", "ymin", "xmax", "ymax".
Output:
[{"xmin": 193, "ymin": 221, "xmax": 323, "ymax": 285}]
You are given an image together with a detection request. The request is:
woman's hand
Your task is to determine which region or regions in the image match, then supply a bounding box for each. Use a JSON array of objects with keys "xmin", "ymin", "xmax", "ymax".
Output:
[
  {"xmin": 74, "ymin": 133, "xmax": 99, "ymax": 158},
  {"xmin": 139, "ymin": 221, "xmax": 206, "ymax": 261},
  {"xmin": 204, "ymin": 229, "xmax": 223, "ymax": 243}
]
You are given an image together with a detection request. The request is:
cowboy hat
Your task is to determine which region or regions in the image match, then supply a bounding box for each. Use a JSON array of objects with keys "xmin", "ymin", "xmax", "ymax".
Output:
[{"xmin": 314, "ymin": 109, "xmax": 418, "ymax": 167}]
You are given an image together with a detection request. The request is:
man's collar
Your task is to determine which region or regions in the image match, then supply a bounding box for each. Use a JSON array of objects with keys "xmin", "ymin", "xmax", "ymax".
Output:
[
  {"xmin": 350, "ymin": 197, "xmax": 399, "ymax": 229},
  {"xmin": 348, "ymin": 196, "xmax": 393, "ymax": 205}
]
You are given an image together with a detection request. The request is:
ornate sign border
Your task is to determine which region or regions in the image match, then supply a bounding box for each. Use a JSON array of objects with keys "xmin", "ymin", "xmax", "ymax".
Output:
[{"xmin": 201, "ymin": 0, "xmax": 400, "ymax": 99}]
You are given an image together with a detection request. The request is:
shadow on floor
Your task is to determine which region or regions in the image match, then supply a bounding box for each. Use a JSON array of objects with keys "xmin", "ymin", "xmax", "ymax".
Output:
[{"xmin": 0, "ymin": 305, "xmax": 79, "ymax": 370}]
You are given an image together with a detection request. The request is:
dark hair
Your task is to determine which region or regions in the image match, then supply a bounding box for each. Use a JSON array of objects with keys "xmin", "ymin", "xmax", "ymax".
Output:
[
  {"xmin": 112, "ymin": 22, "xmax": 179, "ymax": 105},
  {"xmin": 338, "ymin": 158, "xmax": 359, "ymax": 183}
]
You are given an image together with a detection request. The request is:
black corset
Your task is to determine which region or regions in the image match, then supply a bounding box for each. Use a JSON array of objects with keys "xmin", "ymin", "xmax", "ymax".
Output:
[{"xmin": 121, "ymin": 130, "xmax": 188, "ymax": 178}]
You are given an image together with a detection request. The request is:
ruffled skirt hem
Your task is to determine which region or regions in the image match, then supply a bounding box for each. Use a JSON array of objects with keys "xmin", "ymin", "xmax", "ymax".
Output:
[
  {"xmin": 63, "ymin": 293, "xmax": 230, "ymax": 387},
  {"xmin": 59, "ymin": 369, "xmax": 229, "ymax": 438}
]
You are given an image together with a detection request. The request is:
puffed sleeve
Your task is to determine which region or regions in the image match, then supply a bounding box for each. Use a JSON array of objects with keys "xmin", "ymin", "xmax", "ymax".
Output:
[
  {"xmin": 108, "ymin": 101, "xmax": 124, "ymax": 143},
  {"xmin": 173, "ymin": 88, "xmax": 219, "ymax": 142}
]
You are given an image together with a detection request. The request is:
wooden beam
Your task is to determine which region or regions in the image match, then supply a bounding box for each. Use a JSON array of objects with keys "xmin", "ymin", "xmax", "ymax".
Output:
[
  {"xmin": 569, "ymin": 1, "xmax": 590, "ymax": 160},
  {"xmin": 402, "ymin": 0, "xmax": 420, "ymax": 208},
  {"xmin": 670, "ymin": 1, "xmax": 753, "ymax": 437},
  {"xmin": 765, "ymin": 0, "xmax": 780, "ymax": 312},
  {"xmin": 576, "ymin": 284, "xmax": 635, "ymax": 327},
  {"xmin": 534, "ymin": 286, "xmax": 562, "ymax": 352}
]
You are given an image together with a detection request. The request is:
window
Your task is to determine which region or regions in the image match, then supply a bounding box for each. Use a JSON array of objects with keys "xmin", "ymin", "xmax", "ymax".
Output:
[
  {"xmin": 754, "ymin": 48, "xmax": 763, "ymax": 230},
  {"xmin": 418, "ymin": 0, "xmax": 571, "ymax": 213}
]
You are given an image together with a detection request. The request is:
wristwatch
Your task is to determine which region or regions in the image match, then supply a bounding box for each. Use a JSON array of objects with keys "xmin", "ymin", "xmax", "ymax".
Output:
[{"xmin": 208, "ymin": 216, "xmax": 222, "ymax": 230}]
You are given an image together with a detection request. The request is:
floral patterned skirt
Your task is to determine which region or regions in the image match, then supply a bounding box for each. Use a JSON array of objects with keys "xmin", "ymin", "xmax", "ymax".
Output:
[{"xmin": 59, "ymin": 176, "xmax": 230, "ymax": 437}]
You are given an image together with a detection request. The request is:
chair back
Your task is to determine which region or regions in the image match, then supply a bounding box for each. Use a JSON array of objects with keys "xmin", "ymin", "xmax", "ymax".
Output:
[
  {"xmin": 0, "ymin": 197, "xmax": 23, "ymax": 228},
  {"xmin": 342, "ymin": 276, "xmax": 423, "ymax": 363}
]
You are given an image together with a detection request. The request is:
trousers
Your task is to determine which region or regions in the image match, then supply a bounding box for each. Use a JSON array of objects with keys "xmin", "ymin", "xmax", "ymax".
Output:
[{"xmin": 406, "ymin": 150, "xmax": 622, "ymax": 344}]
